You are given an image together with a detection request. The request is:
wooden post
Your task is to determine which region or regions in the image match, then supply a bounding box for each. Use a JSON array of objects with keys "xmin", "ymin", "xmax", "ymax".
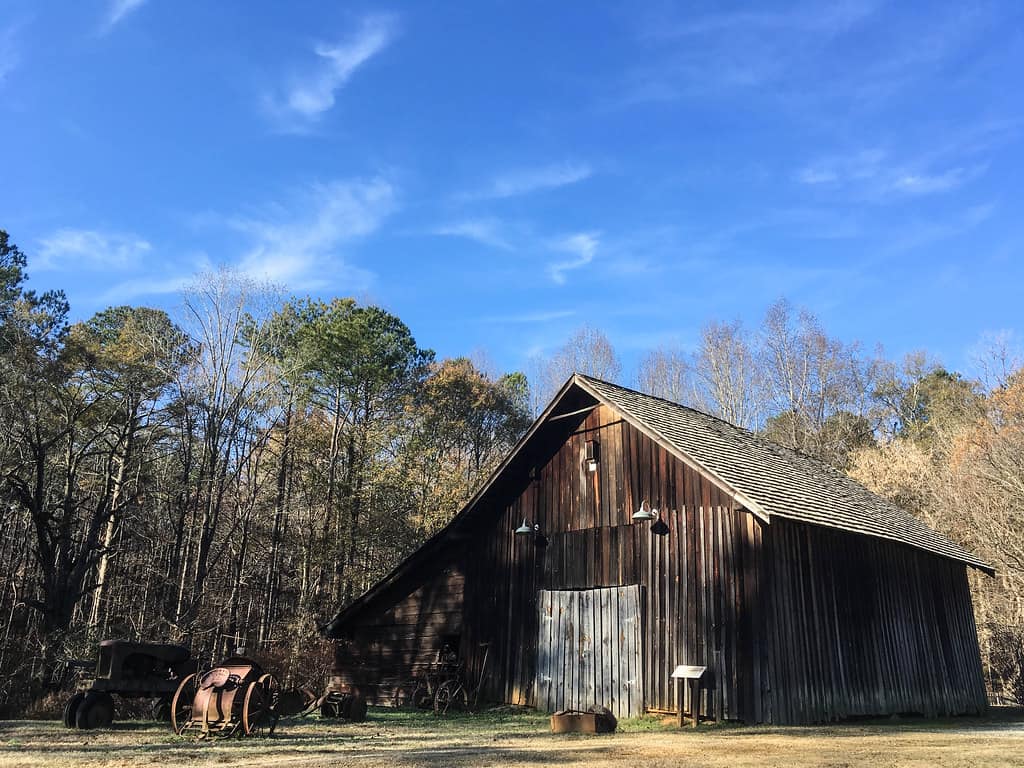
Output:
[{"xmin": 690, "ymin": 678, "xmax": 700, "ymax": 728}]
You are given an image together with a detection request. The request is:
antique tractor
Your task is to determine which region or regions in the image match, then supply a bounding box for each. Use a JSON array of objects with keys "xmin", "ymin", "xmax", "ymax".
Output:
[
  {"xmin": 171, "ymin": 655, "xmax": 282, "ymax": 738},
  {"xmin": 63, "ymin": 640, "xmax": 195, "ymax": 729}
]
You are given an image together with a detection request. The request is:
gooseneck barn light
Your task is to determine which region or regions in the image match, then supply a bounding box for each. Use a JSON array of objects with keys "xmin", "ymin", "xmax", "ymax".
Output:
[
  {"xmin": 632, "ymin": 499, "xmax": 658, "ymax": 521},
  {"xmin": 514, "ymin": 518, "xmax": 548, "ymax": 546}
]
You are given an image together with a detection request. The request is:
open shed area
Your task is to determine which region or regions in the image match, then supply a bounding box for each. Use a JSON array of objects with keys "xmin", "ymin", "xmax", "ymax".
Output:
[{"xmin": 1, "ymin": 708, "xmax": 1023, "ymax": 768}]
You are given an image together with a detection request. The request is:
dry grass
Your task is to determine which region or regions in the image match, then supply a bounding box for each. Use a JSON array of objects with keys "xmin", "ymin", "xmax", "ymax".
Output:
[{"xmin": 0, "ymin": 707, "xmax": 1022, "ymax": 768}]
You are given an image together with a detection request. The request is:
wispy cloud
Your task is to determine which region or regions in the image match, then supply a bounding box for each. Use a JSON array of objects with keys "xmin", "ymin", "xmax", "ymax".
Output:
[
  {"xmin": 36, "ymin": 229, "xmax": 152, "ymax": 271},
  {"xmin": 616, "ymin": 2, "xmax": 995, "ymax": 115},
  {"xmin": 103, "ymin": 0, "xmax": 148, "ymax": 32},
  {"xmin": 649, "ymin": 2, "xmax": 879, "ymax": 39},
  {"xmin": 483, "ymin": 309, "xmax": 576, "ymax": 324},
  {"xmin": 796, "ymin": 149, "xmax": 984, "ymax": 199},
  {"xmin": 884, "ymin": 203, "xmax": 995, "ymax": 254},
  {"xmin": 0, "ymin": 23, "xmax": 22, "ymax": 84},
  {"xmin": 548, "ymin": 231, "xmax": 599, "ymax": 284},
  {"xmin": 469, "ymin": 162, "xmax": 592, "ymax": 200},
  {"xmin": 432, "ymin": 218, "xmax": 512, "ymax": 251},
  {"xmin": 617, "ymin": 1, "xmax": 880, "ymax": 105},
  {"xmin": 103, "ymin": 177, "xmax": 394, "ymax": 301},
  {"xmin": 264, "ymin": 15, "xmax": 397, "ymax": 132},
  {"xmin": 230, "ymin": 177, "xmax": 394, "ymax": 289},
  {"xmin": 102, "ymin": 264, "xmax": 207, "ymax": 303}
]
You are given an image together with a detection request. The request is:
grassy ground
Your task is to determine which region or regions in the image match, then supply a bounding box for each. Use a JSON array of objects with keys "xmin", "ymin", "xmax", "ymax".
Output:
[{"xmin": 0, "ymin": 706, "xmax": 1022, "ymax": 768}]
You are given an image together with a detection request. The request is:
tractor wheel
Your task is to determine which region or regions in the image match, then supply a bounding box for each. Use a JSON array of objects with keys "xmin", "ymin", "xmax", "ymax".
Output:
[
  {"xmin": 75, "ymin": 691, "xmax": 114, "ymax": 729},
  {"xmin": 152, "ymin": 697, "xmax": 173, "ymax": 722},
  {"xmin": 345, "ymin": 692, "xmax": 368, "ymax": 722},
  {"xmin": 63, "ymin": 692, "xmax": 86, "ymax": 729}
]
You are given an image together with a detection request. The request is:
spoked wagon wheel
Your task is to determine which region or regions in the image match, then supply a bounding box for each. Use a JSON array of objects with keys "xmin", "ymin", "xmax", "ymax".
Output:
[
  {"xmin": 242, "ymin": 677, "xmax": 279, "ymax": 737},
  {"xmin": 171, "ymin": 672, "xmax": 197, "ymax": 735},
  {"xmin": 433, "ymin": 680, "xmax": 468, "ymax": 715},
  {"xmin": 392, "ymin": 678, "xmax": 429, "ymax": 709}
]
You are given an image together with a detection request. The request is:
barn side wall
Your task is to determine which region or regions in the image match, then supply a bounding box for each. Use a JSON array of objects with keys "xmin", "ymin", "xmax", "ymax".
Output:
[
  {"xmin": 763, "ymin": 518, "xmax": 987, "ymax": 724},
  {"xmin": 331, "ymin": 565, "xmax": 464, "ymax": 705},
  {"xmin": 458, "ymin": 404, "xmax": 767, "ymax": 722}
]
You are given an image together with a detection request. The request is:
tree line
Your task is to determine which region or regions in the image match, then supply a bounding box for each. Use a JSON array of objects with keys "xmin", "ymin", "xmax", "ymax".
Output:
[
  {"xmin": 0, "ymin": 230, "xmax": 531, "ymax": 712},
  {"xmin": 0, "ymin": 226, "xmax": 1020, "ymax": 711}
]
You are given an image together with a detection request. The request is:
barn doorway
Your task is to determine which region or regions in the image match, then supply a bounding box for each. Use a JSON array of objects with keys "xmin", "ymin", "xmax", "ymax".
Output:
[{"xmin": 535, "ymin": 585, "xmax": 643, "ymax": 719}]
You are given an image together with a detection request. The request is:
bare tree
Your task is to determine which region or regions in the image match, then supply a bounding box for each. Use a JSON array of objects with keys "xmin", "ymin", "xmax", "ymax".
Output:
[
  {"xmin": 174, "ymin": 269, "xmax": 283, "ymax": 628},
  {"xmin": 532, "ymin": 325, "xmax": 621, "ymax": 412},
  {"xmin": 636, "ymin": 346, "xmax": 691, "ymax": 405},
  {"xmin": 692, "ymin": 320, "xmax": 763, "ymax": 430},
  {"xmin": 759, "ymin": 299, "xmax": 874, "ymax": 465}
]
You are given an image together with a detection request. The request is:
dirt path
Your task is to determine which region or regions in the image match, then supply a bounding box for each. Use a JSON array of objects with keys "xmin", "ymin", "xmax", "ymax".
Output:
[{"xmin": 1, "ymin": 709, "xmax": 1023, "ymax": 768}]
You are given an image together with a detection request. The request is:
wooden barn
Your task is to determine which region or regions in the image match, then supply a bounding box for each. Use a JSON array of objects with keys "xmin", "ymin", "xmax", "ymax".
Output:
[{"xmin": 324, "ymin": 373, "xmax": 991, "ymax": 724}]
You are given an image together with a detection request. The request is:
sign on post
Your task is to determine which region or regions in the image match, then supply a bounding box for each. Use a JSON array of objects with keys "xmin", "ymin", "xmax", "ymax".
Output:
[{"xmin": 670, "ymin": 665, "xmax": 707, "ymax": 728}]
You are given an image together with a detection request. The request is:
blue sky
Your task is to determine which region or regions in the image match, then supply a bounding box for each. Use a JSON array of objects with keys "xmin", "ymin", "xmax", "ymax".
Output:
[{"xmin": 2, "ymin": 1, "xmax": 1022, "ymax": 379}]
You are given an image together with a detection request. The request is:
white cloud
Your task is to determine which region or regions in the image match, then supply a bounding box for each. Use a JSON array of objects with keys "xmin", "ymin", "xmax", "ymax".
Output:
[
  {"xmin": 104, "ymin": 0, "xmax": 148, "ymax": 31},
  {"xmin": 93, "ymin": 178, "xmax": 395, "ymax": 302},
  {"xmin": 484, "ymin": 309, "xmax": 576, "ymax": 324},
  {"xmin": 652, "ymin": 2, "xmax": 879, "ymax": 39},
  {"xmin": 36, "ymin": 229, "xmax": 152, "ymax": 271},
  {"xmin": 548, "ymin": 232, "xmax": 599, "ymax": 284},
  {"xmin": 884, "ymin": 203, "xmax": 994, "ymax": 253},
  {"xmin": 474, "ymin": 162, "xmax": 592, "ymax": 200},
  {"xmin": 0, "ymin": 22, "xmax": 24, "ymax": 84},
  {"xmin": 432, "ymin": 218, "xmax": 512, "ymax": 250},
  {"xmin": 230, "ymin": 177, "xmax": 394, "ymax": 290},
  {"xmin": 265, "ymin": 15, "xmax": 397, "ymax": 131},
  {"xmin": 796, "ymin": 149, "xmax": 982, "ymax": 198},
  {"xmin": 102, "ymin": 272, "xmax": 198, "ymax": 302}
]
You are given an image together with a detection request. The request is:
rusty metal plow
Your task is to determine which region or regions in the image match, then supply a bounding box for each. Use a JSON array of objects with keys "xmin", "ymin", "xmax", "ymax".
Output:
[{"xmin": 171, "ymin": 657, "xmax": 280, "ymax": 739}]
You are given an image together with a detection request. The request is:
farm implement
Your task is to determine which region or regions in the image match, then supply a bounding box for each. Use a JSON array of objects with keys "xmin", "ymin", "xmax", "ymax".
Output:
[{"xmin": 63, "ymin": 640, "xmax": 195, "ymax": 729}]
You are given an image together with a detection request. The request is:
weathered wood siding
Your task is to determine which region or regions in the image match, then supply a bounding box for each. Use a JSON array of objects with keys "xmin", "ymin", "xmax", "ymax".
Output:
[
  {"xmin": 459, "ymin": 404, "xmax": 765, "ymax": 722},
  {"xmin": 535, "ymin": 586, "xmax": 644, "ymax": 718},
  {"xmin": 331, "ymin": 566, "xmax": 464, "ymax": 705},
  {"xmin": 762, "ymin": 519, "xmax": 987, "ymax": 723}
]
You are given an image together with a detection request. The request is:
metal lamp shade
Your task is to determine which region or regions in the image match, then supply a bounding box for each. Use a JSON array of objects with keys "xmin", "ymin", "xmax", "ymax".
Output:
[
  {"xmin": 632, "ymin": 500, "xmax": 658, "ymax": 521},
  {"xmin": 514, "ymin": 518, "xmax": 534, "ymax": 535}
]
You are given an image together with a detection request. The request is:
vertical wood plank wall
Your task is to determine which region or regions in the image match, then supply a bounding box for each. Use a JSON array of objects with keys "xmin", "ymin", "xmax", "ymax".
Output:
[
  {"xmin": 535, "ymin": 586, "xmax": 643, "ymax": 718},
  {"xmin": 763, "ymin": 519, "xmax": 988, "ymax": 723},
  {"xmin": 459, "ymin": 404, "xmax": 764, "ymax": 722},
  {"xmin": 331, "ymin": 568, "xmax": 465, "ymax": 704}
]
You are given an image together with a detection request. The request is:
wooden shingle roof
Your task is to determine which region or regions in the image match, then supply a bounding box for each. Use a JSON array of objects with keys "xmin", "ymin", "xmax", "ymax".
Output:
[{"xmin": 575, "ymin": 374, "xmax": 992, "ymax": 574}]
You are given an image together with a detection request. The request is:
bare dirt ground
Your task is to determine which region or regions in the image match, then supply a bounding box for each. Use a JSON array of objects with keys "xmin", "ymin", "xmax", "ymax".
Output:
[{"xmin": 1, "ymin": 707, "xmax": 1023, "ymax": 768}]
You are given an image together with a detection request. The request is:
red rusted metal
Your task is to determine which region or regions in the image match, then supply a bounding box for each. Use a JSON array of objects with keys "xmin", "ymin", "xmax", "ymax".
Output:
[{"xmin": 171, "ymin": 656, "xmax": 280, "ymax": 738}]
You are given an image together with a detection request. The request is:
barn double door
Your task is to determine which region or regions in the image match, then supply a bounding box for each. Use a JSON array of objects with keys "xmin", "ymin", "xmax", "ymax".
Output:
[{"xmin": 535, "ymin": 585, "xmax": 643, "ymax": 719}]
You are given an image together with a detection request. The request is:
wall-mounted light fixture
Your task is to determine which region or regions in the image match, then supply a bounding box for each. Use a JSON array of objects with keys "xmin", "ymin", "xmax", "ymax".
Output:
[
  {"xmin": 583, "ymin": 439, "xmax": 600, "ymax": 472},
  {"xmin": 514, "ymin": 518, "xmax": 548, "ymax": 546},
  {"xmin": 632, "ymin": 499, "xmax": 658, "ymax": 521},
  {"xmin": 634, "ymin": 498, "xmax": 669, "ymax": 535}
]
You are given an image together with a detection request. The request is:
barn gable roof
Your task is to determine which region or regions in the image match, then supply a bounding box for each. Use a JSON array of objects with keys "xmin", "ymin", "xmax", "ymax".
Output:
[
  {"xmin": 573, "ymin": 374, "xmax": 992, "ymax": 574},
  {"xmin": 324, "ymin": 373, "xmax": 991, "ymax": 636}
]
